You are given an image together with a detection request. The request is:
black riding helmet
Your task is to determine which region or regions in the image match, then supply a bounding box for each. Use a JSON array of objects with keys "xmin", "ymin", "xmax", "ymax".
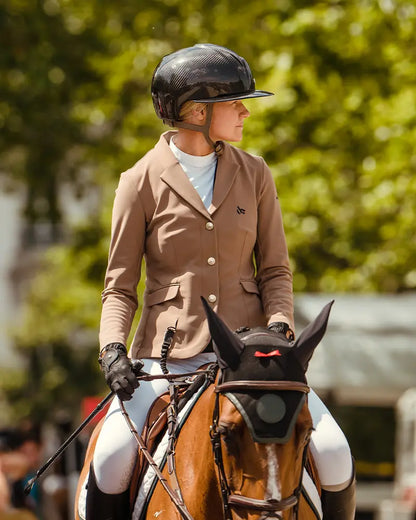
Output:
[{"xmin": 151, "ymin": 44, "xmax": 273, "ymax": 152}]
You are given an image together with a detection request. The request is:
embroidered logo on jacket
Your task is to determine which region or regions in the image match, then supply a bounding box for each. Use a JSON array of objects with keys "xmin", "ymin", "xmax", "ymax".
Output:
[{"xmin": 237, "ymin": 206, "xmax": 246, "ymax": 215}]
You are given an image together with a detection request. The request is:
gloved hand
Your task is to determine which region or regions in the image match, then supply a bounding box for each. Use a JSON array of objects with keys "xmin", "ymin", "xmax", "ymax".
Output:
[
  {"xmin": 267, "ymin": 322, "xmax": 295, "ymax": 342},
  {"xmin": 99, "ymin": 343, "xmax": 143, "ymax": 401}
]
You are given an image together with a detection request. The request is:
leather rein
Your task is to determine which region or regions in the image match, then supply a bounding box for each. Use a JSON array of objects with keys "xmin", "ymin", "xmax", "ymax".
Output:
[{"xmin": 120, "ymin": 370, "xmax": 311, "ymax": 520}]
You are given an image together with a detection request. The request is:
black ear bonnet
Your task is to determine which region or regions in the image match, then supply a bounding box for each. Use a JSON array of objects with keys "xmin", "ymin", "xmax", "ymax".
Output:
[
  {"xmin": 221, "ymin": 327, "xmax": 308, "ymax": 444},
  {"xmin": 201, "ymin": 297, "xmax": 333, "ymax": 445}
]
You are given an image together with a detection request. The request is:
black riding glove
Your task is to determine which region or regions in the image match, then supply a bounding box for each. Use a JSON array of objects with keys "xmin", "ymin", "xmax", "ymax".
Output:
[
  {"xmin": 99, "ymin": 343, "xmax": 143, "ymax": 401},
  {"xmin": 267, "ymin": 322, "xmax": 295, "ymax": 343}
]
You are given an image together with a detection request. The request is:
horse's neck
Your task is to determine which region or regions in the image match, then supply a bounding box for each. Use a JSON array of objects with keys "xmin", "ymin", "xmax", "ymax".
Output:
[
  {"xmin": 174, "ymin": 383, "xmax": 224, "ymax": 513},
  {"xmin": 177, "ymin": 383, "xmax": 218, "ymax": 473}
]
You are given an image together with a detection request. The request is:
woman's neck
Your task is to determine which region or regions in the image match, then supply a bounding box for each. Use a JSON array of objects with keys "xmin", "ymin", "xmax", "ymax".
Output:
[{"xmin": 173, "ymin": 129, "xmax": 214, "ymax": 156}]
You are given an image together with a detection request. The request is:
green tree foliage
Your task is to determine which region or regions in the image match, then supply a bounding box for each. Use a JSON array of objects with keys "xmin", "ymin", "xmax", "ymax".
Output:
[
  {"xmin": 0, "ymin": 0, "xmax": 105, "ymax": 230},
  {"xmin": 1, "ymin": 0, "xmax": 415, "ymax": 421},
  {"xmin": 244, "ymin": 1, "xmax": 416, "ymax": 293}
]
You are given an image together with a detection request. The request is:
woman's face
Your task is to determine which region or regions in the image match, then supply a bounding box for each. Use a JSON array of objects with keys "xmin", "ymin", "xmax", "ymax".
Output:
[{"xmin": 209, "ymin": 100, "xmax": 250, "ymax": 143}]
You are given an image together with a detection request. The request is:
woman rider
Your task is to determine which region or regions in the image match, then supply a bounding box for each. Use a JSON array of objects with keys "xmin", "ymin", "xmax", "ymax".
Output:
[{"xmin": 86, "ymin": 44, "xmax": 356, "ymax": 519}]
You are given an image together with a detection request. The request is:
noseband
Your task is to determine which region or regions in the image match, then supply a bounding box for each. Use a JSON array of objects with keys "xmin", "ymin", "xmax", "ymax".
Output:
[{"xmin": 211, "ymin": 379, "xmax": 311, "ymax": 520}]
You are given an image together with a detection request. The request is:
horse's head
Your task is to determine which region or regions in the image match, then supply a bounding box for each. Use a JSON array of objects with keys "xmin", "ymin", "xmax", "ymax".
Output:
[{"xmin": 202, "ymin": 298, "xmax": 333, "ymax": 519}]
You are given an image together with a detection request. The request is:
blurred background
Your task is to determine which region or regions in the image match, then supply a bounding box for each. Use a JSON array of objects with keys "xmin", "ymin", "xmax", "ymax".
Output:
[{"xmin": 0, "ymin": 0, "xmax": 415, "ymax": 518}]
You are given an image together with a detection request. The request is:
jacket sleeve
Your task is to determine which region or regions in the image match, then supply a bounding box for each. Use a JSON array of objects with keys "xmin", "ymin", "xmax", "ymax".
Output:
[
  {"xmin": 254, "ymin": 159, "xmax": 294, "ymax": 331},
  {"xmin": 99, "ymin": 171, "xmax": 146, "ymax": 349}
]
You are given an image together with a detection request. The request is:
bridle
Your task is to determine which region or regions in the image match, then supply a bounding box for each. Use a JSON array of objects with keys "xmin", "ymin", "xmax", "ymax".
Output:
[
  {"xmin": 211, "ymin": 378, "xmax": 311, "ymax": 520},
  {"xmin": 121, "ymin": 370, "xmax": 312, "ymax": 520}
]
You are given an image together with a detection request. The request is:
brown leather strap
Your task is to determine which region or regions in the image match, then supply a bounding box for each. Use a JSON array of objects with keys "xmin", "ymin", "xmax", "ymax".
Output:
[
  {"xmin": 228, "ymin": 493, "xmax": 298, "ymax": 511},
  {"xmin": 119, "ymin": 401, "xmax": 195, "ymax": 520},
  {"xmin": 136, "ymin": 370, "xmax": 213, "ymax": 382},
  {"xmin": 215, "ymin": 380, "xmax": 310, "ymax": 394}
]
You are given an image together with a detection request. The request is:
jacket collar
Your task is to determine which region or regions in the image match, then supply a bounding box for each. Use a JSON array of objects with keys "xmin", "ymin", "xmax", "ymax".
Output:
[{"xmin": 158, "ymin": 131, "xmax": 240, "ymax": 218}]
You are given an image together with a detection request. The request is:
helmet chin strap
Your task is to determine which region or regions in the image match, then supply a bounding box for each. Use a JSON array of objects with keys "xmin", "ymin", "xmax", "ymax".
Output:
[{"xmin": 168, "ymin": 104, "xmax": 224, "ymax": 155}]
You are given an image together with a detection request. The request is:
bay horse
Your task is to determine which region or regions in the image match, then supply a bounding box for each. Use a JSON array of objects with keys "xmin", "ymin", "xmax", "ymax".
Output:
[{"xmin": 76, "ymin": 300, "xmax": 333, "ymax": 520}]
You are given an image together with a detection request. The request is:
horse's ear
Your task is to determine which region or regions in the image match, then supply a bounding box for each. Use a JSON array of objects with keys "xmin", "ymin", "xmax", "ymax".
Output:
[
  {"xmin": 293, "ymin": 300, "xmax": 334, "ymax": 371},
  {"xmin": 201, "ymin": 297, "xmax": 244, "ymax": 369}
]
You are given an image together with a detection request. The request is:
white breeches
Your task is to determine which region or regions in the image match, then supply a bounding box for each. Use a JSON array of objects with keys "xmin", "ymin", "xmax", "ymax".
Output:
[
  {"xmin": 307, "ymin": 391, "xmax": 353, "ymax": 490},
  {"xmin": 93, "ymin": 354, "xmax": 353, "ymax": 494}
]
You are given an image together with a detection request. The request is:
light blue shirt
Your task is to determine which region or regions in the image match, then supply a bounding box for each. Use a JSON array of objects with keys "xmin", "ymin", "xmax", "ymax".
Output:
[{"xmin": 170, "ymin": 137, "xmax": 217, "ymax": 209}]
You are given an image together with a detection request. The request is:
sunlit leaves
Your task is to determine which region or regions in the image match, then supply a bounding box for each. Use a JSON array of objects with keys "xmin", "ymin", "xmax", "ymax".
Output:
[{"xmin": 1, "ymin": 0, "xmax": 416, "ymax": 421}]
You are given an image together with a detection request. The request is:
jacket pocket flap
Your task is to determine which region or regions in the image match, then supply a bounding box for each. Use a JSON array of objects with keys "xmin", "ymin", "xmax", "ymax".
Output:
[
  {"xmin": 240, "ymin": 280, "xmax": 260, "ymax": 295},
  {"xmin": 146, "ymin": 284, "xmax": 180, "ymax": 307}
]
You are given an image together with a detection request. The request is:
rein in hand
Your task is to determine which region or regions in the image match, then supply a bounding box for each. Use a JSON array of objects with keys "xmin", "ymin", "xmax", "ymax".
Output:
[{"xmin": 24, "ymin": 368, "xmax": 213, "ymax": 497}]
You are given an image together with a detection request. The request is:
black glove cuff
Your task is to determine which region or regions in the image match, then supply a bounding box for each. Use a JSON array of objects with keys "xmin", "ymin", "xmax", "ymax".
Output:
[
  {"xmin": 98, "ymin": 342, "xmax": 127, "ymax": 368},
  {"xmin": 267, "ymin": 322, "xmax": 295, "ymax": 342}
]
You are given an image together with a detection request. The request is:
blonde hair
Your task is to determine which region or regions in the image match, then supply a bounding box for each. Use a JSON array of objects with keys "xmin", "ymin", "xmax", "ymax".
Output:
[{"xmin": 178, "ymin": 101, "xmax": 208, "ymax": 121}]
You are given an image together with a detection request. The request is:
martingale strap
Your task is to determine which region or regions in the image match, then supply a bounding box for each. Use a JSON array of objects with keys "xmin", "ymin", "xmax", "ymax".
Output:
[
  {"xmin": 163, "ymin": 364, "xmax": 220, "ymax": 511},
  {"xmin": 120, "ymin": 399, "xmax": 195, "ymax": 520},
  {"xmin": 210, "ymin": 392, "xmax": 233, "ymax": 520}
]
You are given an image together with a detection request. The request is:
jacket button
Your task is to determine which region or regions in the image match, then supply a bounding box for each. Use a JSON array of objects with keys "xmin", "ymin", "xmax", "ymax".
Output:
[
  {"xmin": 205, "ymin": 222, "xmax": 214, "ymax": 230},
  {"xmin": 207, "ymin": 257, "xmax": 216, "ymax": 266},
  {"xmin": 208, "ymin": 294, "xmax": 217, "ymax": 303}
]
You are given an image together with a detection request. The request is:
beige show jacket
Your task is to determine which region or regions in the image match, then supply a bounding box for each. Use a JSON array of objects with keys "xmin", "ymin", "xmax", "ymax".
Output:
[{"xmin": 99, "ymin": 131, "xmax": 294, "ymax": 359}]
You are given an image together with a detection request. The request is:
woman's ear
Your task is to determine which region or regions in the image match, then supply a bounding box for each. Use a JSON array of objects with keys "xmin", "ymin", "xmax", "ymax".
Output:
[{"xmin": 193, "ymin": 105, "xmax": 206, "ymax": 122}]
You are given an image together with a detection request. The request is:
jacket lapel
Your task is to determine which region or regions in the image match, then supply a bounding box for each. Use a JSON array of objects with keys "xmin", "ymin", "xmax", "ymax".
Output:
[
  {"xmin": 161, "ymin": 162, "xmax": 211, "ymax": 218},
  {"xmin": 209, "ymin": 144, "xmax": 240, "ymax": 215},
  {"xmin": 157, "ymin": 132, "xmax": 240, "ymax": 218}
]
